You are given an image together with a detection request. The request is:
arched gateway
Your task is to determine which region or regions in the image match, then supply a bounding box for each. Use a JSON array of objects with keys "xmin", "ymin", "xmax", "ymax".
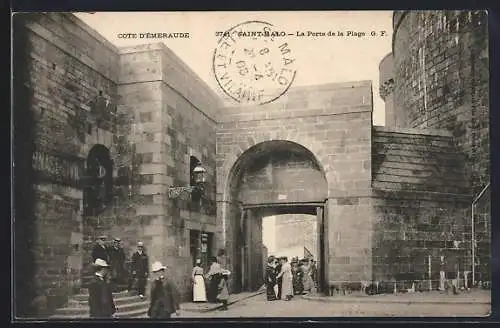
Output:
[
  {"xmin": 215, "ymin": 81, "xmax": 375, "ymax": 295},
  {"xmin": 221, "ymin": 140, "xmax": 329, "ymax": 293}
]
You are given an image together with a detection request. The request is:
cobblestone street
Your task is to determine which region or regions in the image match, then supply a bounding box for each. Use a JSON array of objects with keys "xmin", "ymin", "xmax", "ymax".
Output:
[{"xmin": 180, "ymin": 292, "xmax": 491, "ymax": 318}]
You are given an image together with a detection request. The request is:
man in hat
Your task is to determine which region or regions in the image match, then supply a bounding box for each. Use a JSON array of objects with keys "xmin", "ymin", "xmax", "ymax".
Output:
[
  {"xmin": 147, "ymin": 261, "xmax": 180, "ymax": 319},
  {"xmin": 88, "ymin": 259, "xmax": 116, "ymax": 318},
  {"xmin": 130, "ymin": 241, "xmax": 149, "ymax": 298},
  {"xmin": 92, "ymin": 235, "xmax": 110, "ymax": 263},
  {"xmin": 108, "ymin": 237, "xmax": 127, "ymax": 291}
]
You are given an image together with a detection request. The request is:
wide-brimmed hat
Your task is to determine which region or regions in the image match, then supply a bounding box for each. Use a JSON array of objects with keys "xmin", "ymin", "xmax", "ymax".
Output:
[
  {"xmin": 98, "ymin": 235, "xmax": 107, "ymax": 240},
  {"xmin": 221, "ymin": 269, "xmax": 231, "ymax": 276},
  {"xmin": 137, "ymin": 241, "xmax": 144, "ymax": 247},
  {"xmin": 151, "ymin": 261, "xmax": 166, "ymax": 272},
  {"xmin": 93, "ymin": 258, "xmax": 111, "ymax": 267},
  {"xmin": 113, "ymin": 237, "xmax": 121, "ymax": 242}
]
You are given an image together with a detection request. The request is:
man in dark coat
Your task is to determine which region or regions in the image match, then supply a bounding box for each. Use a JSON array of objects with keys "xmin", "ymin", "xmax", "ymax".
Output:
[
  {"xmin": 275, "ymin": 257, "xmax": 283, "ymax": 300},
  {"xmin": 130, "ymin": 241, "xmax": 149, "ymax": 298},
  {"xmin": 88, "ymin": 258, "xmax": 116, "ymax": 318},
  {"xmin": 265, "ymin": 256, "xmax": 278, "ymax": 301},
  {"xmin": 108, "ymin": 237, "xmax": 127, "ymax": 291},
  {"xmin": 91, "ymin": 235, "xmax": 109, "ymax": 263},
  {"xmin": 147, "ymin": 261, "xmax": 180, "ymax": 319}
]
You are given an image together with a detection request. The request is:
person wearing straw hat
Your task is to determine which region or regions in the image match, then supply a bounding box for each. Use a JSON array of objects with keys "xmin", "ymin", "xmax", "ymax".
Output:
[
  {"xmin": 130, "ymin": 241, "xmax": 149, "ymax": 298},
  {"xmin": 88, "ymin": 258, "xmax": 116, "ymax": 318},
  {"xmin": 147, "ymin": 261, "xmax": 180, "ymax": 319},
  {"xmin": 191, "ymin": 259, "xmax": 207, "ymax": 302}
]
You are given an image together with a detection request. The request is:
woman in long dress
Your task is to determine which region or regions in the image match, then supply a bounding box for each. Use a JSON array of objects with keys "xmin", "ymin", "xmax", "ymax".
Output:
[
  {"xmin": 205, "ymin": 256, "xmax": 222, "ymax": 303},
  {"xmin": 192, "ymin": 259, "xmax": 207, "ymax": 302},
  {"xmin": 276, "ymin": 257, "xmax": 293, "ymax": 301}
]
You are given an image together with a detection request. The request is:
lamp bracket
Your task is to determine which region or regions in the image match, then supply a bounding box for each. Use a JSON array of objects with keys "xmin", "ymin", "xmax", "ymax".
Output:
[{"xmin": 168, "ymin": 185, "xmax": 202, "ymax": 200}]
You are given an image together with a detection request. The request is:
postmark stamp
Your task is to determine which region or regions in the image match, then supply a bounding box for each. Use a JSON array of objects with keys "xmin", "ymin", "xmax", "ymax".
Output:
[{"xmin": 213, "ymin": 21, "xmax": 297, "ymax": 105}]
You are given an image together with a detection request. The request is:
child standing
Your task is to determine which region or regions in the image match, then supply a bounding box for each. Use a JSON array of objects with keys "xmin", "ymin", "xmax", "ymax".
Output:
[{"xmin": 217, "ymin": 269, "xmax": 231, "ymax": 310}]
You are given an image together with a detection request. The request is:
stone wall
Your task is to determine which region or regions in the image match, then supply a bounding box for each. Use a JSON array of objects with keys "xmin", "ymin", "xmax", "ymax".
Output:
[
  {"xmin": 371, "ymin": 126, "xmax": 470, "ymax": 288},
  {"xmin": 117, "ymin": 43, "xmax": 219, "ymax": 300},
  {"xmin": 237, "ymin": 147, "xmax": 328, "ymax": 205},
  {"xmin": 274, "ymin": 214, "xmax": 317, "ymax": 257},
  {"xmin": 13, "ymin": 13, "xmax": 122, "ymax": 317},
  {"xmin": 392, "ymin": 10, "xmax": 489, "ymax": 195},
  {"xmin": 378, "ymin": 53, "xmax": 395, "ymax": 126}
]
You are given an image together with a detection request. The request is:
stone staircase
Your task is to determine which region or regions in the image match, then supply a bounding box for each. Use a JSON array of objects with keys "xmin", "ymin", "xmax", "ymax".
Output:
[{"xmin": 50, "ymin": 290, "xmax": 148, "ymax": 319}]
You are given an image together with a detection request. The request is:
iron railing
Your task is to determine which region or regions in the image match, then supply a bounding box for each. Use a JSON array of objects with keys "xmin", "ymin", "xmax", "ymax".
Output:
[{"xmin": 471, "ymin": 182, "xmax": 491, "ymax": 286}]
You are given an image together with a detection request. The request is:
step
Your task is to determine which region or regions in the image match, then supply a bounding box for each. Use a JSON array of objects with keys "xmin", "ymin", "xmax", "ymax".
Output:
[
  {"xmin": 68, "ymin": 295, "xmax": 142, "ymax": 306},
  {"xmin": 72, "ymin": 290, "xmax": 130, "ymax": 301},
  {"xmin": 116, "ymin": 307, "xmax": 149, "ymax": 318},
  {"xmin": 51, "ymin": 307, "xmax": 148, "ymax": 319},
  {"xmin": 50, "ymin": 306, "xmax": 148, "ymax": 320},
  {"xmin": 54, "ymin": 299, "xmax": 149, "ymax": 316}
]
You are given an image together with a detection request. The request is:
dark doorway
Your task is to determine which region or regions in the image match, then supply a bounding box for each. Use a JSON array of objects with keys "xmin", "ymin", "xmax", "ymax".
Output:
[
  {"xmin": 234, "ymin": 202, "xmax": 327, "ymax": 295},
  {"xmin": 83, "ymin": 144, "xmax": 113, "ymax": 217},
  {"xmin": 189, "ymin": 229, "xmax": 214, "ymax": 272}
]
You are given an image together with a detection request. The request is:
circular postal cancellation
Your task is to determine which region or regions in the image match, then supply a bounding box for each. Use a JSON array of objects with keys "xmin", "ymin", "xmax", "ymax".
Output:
[{"xmin": 213, "ymin": 21, "xmax": 297, "ymax": 106}]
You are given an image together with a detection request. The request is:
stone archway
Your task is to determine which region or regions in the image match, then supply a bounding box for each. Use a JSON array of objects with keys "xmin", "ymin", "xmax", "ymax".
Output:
[
  {"xmin": 219, "ymin": 140, "xmax": 329, "ymax": 294},
  {"xmin": 218, "ymin": 132, "xmax": 332, "ymax": 203}
]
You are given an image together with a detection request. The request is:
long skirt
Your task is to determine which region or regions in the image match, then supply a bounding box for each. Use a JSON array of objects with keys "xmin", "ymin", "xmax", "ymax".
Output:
[
  {"xmin": 303, "ymin": 274, "xmax": 314, "ymax": 292},
  {"xmin": 281, "ymin": 278, "xmax": 293, "ymax": 299},
  {"xmin": 193, "ymin": 275, "xmax": 207, "ymax": 302},
  {"xmin": 207, "ymin": 278, "xmax": 219, "ymax": 303},
  {"xmin": 266, "ymin": 283, "xmax": 277, "ymax": 301}
]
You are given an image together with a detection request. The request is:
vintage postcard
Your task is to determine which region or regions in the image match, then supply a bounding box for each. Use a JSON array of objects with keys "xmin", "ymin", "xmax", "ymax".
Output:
[{"xmin": 12, "ymin": 11, "xmax": 491, "ymax": 319}]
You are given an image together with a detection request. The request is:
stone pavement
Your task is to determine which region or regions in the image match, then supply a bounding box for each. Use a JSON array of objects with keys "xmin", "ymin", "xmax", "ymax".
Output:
[
  {"xmin": 134, "ymin": 288, "xmax": 265, "ymax": 318},
  {"xmin": 181, "ymin": 289, "xmax": 266, "ymax": 313},
  {"xmin": 179, "ymin": 292, "xmax": 491, "ymax": 318},
  {"xmin": 302, "ymin": 289, "xmax": 491, "ymax": 305}
]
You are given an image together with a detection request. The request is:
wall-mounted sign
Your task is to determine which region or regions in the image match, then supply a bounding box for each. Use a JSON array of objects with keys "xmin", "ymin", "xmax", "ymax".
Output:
[
  {"xmin": 201, "ymin": 243, "xmax": 207, "ymax": 253},
  {"xmin": 32, "ymin": 151, "xmax": 84, "ymax": 187}
]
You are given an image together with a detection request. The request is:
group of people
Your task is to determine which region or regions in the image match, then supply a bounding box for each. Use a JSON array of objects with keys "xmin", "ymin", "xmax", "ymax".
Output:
[
  {"xmin": 88, "ymin": 257, "xmax": 181, "ymax": 319},
  {"xmin": 265, "ymin": 256, "xmax": 317, "ymax": 301},
  {"xmin": 91, "ymin": 235, "xmax": 149, "ymax": 297},
  {"xmin": 88, "ymin": 236, "xmax": 232, "ymax": 318},
  {"xmin": 191, "ymin": 256, "xmax": 232, "ymax": 310}
]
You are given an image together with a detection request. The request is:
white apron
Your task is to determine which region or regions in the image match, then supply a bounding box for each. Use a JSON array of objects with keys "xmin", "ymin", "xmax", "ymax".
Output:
[{"xmin": 192, "ymin": 266, "xmax": 207, "ymax": 302}]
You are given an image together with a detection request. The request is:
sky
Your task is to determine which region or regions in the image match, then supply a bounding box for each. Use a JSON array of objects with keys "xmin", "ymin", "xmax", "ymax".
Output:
[{"xmin": 75, "ymin": 11, "xmax": 393, "ymax": 125}]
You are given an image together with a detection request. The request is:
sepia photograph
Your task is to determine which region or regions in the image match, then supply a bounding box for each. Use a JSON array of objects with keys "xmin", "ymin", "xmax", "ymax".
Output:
[{"xmin": 12, "ymin": 10, "xmax": 491, "ymax": 319}]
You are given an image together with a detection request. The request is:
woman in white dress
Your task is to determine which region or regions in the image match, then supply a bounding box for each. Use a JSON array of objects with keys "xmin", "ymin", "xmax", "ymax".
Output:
[
  {"xmin": 276, "ymin": 257, "xmax": 294, "ymax": 301},
  {"xmin": 192, "ymin": 259, "xmax": 207, "ymax": 302}
]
